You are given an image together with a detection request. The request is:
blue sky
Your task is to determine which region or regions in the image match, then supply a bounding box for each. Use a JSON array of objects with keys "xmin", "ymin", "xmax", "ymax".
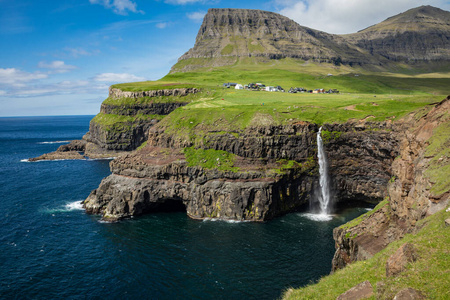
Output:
[{"xmin": 1, "ymin": 0, "xmax": 449, "ymax": 116}]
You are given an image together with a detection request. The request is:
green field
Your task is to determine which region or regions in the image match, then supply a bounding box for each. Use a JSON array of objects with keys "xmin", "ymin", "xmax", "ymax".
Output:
[{"xmin": 108, "ymin": 60, "xmax": 449, "ymax": 144}]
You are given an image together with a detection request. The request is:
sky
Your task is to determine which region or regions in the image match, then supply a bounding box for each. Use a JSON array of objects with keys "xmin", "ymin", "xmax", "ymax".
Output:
[{"xmin": 1, "ymin": 0, "xmax": 449, "ymax": 116}]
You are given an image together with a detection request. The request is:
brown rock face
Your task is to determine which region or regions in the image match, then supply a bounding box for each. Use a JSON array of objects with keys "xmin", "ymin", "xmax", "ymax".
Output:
[
  {"xmin": 332, "ymin": 98, "xmax": 450, "ymax": 271},
  {"xmin": 83, "ymin": 147, "xmax": 316, "ymax": 222},
  {"xmin": 172, "ymin": 6, "xmax": 450, "ymax": 73},
  {"xmin": 386, "ymin": 243, "xmax": 418, "ymax": 277},
  {"xmin": 345, "ymin": 6, "xmax": 450, "ymax": 63},
  {"xmin": 83, "ymin": 119, "xmax": 400, "ymax": 222},
  {"xmin": 336, "ymin": 280, "xmax": 374, "ymax": 300},
  {"xmin": 172, "ymin": 8, "xmax": 385, "ymax": 73},
  {"xmin": 393, "ymin": 288, "xmax": 426, "ymax": 300}
]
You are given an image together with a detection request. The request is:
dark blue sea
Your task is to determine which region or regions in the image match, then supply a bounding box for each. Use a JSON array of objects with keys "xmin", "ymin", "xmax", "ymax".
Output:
[{"xmin": 0, "ymin": 116, "xmax": 370, "ymax": 299}]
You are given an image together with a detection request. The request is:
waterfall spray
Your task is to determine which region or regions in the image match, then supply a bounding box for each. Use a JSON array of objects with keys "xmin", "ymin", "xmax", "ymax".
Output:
[{"xmin": 317, "ymin": 127, "xmax": 331, "ymax": 215}]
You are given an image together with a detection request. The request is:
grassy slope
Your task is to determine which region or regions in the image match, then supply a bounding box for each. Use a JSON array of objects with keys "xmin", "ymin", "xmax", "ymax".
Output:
[
  {"xmin": 282, "ymin": 206, "xmax": 450, "ymax": 299},
  {"xmin": 109, "ymin": 59, "xmax": 447, "ymax": 143}
]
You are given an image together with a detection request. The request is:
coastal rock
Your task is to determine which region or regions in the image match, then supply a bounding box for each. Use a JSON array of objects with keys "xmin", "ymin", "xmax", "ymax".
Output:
[
  {"xmin": 28, "ymin": 150, "xmax": 85, "ymax": 161},
  {"xmin": 83, "ymin": 147, "xmax": 317, "ymax": 221},
  {"xmin": 336, "ymin": 280, "xmax": 374, "ymax": 300},
  {"xmin": 84, "ymin": 119, "xmax": 399, "ymax": 222},
  {"xmin": 386, "ymin": 243, "xmax": 418, "ymax": 277},
  {"xmin": 108, "ymin": 87, "xmax": 199, "ymax": 99}
]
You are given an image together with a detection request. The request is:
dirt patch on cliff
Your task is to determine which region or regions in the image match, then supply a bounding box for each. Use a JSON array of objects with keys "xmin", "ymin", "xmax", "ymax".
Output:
[{"xmin": 342, "ymin": 104, "xmax": 360, "ymax": 111}]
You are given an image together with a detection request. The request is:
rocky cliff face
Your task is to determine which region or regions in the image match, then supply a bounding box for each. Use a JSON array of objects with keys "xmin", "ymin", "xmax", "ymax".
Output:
[
  {"xmin": 332, "ymin": 98, "xmax": 450, "ymax": 271},
  {"xmin": 83, "ymin": 119, "xmax": 400, "ymax": 221},
  {"xmin": 171, "ymin": 6, "xmax": 450, "ymax": 73},
  {"xmin": 171, "ymin": 8, "xmax": 385, "ymax": 73},
  {"xmin": 324, "ymin": 122, "xmax": 400, "ymax": 203},
  {"xmin": 344, "ymin": 6, "xmax": 450, "ymax": 63},
  {"xmin": 29, "ymin": 87, "xmax": 197, "ymax": 161}
]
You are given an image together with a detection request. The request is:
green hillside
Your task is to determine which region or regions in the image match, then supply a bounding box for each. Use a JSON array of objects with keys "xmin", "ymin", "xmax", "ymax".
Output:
[{"xmin": 110, "ymin": 59, "xmax": 449, "ymax": 138}]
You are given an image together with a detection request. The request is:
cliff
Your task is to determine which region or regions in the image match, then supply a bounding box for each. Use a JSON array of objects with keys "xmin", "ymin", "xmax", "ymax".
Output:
[
  {"xmin": 171, "ymin": 6, "xmax": 450, "ymax": 73},
  {"xmin": 83, "ymin": 119, "xmax": 400, "ymax": 221},
  {"xmin": 332, "ymin": 97, "xmax": 450, "ymax": 271},
  {"xmin": 171, "ymin": 8, "xmax": 384, "ymax": 73},
  {"xmin": 344, "ymin": 6, "xmax": 450, "ymax": 64},
  {"xmin": 29, "ymin": 86, "xmax": 199, "ymax": 161}
]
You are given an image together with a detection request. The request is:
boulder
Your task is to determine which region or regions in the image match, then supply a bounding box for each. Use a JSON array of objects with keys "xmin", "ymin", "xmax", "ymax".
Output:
[
  {"xmin": 336, "ymin": 280, "xmax": 373, "ymax": 300},
  {"xmin": 386, "ymin": 243, "xmax": 418, "ymax": 277},
  {"xmin": 393, "ymin": 288, "xmax": 426, "ymax": 300}
]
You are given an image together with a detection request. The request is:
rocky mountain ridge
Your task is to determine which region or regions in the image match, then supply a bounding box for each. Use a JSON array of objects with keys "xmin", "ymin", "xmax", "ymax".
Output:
[{"xmin": 171, "ymin": 6, "xmax": 450, "ymax": 72}]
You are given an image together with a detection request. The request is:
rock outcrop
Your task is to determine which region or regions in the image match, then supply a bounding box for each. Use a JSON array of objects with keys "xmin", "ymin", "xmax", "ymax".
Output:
[
  {"xmin": 385, "ymin": 243, "xmax": 418, "ymax": 277},
  {"xmin": 83, "ymin": 119, "xmax": 400, "ymax": 221},
  {"xmin": 336, "ymin": 280, "xmax": 374, "ymax": 300},
  {"xmin": 29, "ymin": 87, "xmax": 196, "ymax": 161},
  {"xmin": 332, "ymin": 98, "xmax": 450, "ymax": 271},
  {"xmin": 171, "ymin": 6, "xmax": 450, "ymax": 73},
  {"xmin": 345, "ymin": 6, "xmax": 450, "ymax": 64},
  {"xmin": 83, "ymin": 146, "xmax": 317, "ymax": 221}
]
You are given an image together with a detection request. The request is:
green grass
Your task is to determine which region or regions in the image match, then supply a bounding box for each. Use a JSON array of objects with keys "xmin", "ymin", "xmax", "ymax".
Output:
[
  {"xmin": 424, "ymin": 117, "xmax": 450, "ymax": 196},
  {"xmin": 183, "ymin": 147, "xmax": 239, "ymax": 172},
  {"xmin": 92, "ymin": 113, "xmax": 162, "ymax": 127},
  {"xmin": 157, "ymin": 91, "xmax": 443, "ymax": 144},
  {"xmin": 102, "ymin": 89, "xmax": 209, "ymax": 106},
  {"xmin": 111, "ymin": 81, "xmax": 200, "ymax": 92},
  {"xmin": 282, "ymin": 205, "xmax": 450, "ymax": 299},
  {"xmin": 164, "ymin": 58, "xmax": 450, "ymax": 95},
  {"xmin": 340, "ymin": 198, "xmax": 390, "ymax": 230}
]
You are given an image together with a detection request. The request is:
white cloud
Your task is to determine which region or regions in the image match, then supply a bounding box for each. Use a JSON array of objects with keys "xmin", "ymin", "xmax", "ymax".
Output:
[
  {"xmin": 0, "ymin": 67, "xmax": 110, "ymax": 98},
  {"xmin": 89, "ymin": 0, "xmax": 144, "ymax": 15},
  {"xmin": 187, "ymin": 11, "xmax": 206, "ymax": 22},
  {"xmin": 38, "ymin": 61, "xmax": 77, "ymax": 73},
  {"xmin": 276, "ymin": 0, "xmax": 450, "ymax": 34},
  {"xmin": 93, "ymin": 72, "xmax": 146, "ymax": 83},
  {"xmin": 165, "ymin": 0, "xmax": 204, "ymax": 5},
  {"xmin": 0, "ymin": 68, "xmax": 47, "ymax": 87},
  {"xmin": 156, "ymin": 22, "xmax": 168, "ymax": 29}
]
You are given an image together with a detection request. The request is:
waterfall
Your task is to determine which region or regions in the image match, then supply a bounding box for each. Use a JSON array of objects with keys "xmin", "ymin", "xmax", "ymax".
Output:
[{"xmin": 317, "ymin": 127, "xmax": 331, "ymax": 215}]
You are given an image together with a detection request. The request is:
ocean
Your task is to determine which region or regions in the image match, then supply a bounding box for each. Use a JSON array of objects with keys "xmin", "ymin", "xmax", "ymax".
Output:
[{"xmin": 0, "ymin": 116, "xmax": 370, "ymax": 299}]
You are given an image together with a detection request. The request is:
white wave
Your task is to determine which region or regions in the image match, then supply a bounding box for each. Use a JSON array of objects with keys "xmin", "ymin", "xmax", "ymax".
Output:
[
  {"xmin": 299, "ymin": 213, "xmax": 333, "ymax": 222},
  {"xmin": 20, "ymin": 159, "xmax": 30, "ymax": 162},
  {"xmin": 42, "ymin": 201, "xmax": 84, "ymax": 214},
  {"xmin": 65, "ymin": 201, "xmax": 84, "ymax": 210},
  {"xmin": 85, "ymin": 157, "xmax": 116, "ymax": 161},
  {"xmin": 364, "ymin": 208, "xmax": 373, "ymax": 211},
  {"xmin": 38, "ymin": 141, "xmax": 70, "ymax": 144},
  {"xmin": 202, "ymin": 217, "xmax": 249, "ymax": 223}
]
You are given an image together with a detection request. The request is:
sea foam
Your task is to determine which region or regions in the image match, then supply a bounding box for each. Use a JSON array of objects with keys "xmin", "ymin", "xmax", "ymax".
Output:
[
  {"xmin": 38, "ymin": 141, "xmax": 70, "ymax": 144},
  {"xmin": 299, "ymin": 213, "xmax": 333, "ymax": 222}
]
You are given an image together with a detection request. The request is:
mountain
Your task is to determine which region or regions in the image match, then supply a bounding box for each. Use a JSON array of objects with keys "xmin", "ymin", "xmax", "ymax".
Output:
[
  {"xmin": 345, "ymin": 6, "xmax": 450, "ymax": 63},
  {"xmin": 171, "ymin": 6, "xmax": 450, "ymax": 73}
]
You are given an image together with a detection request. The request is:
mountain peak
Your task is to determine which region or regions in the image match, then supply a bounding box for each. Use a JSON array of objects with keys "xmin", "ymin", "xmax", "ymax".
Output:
[{"xmin": 170, "ymin": 6, "xmax": 450, "ymax": 73}]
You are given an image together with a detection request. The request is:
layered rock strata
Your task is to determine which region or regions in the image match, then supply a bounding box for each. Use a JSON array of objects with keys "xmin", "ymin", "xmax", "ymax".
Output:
[
  {"xmin": 29, "ymin": 87, "xmax": 195, "ymax": 161},
  {"xmin": 84, "ymin": 147, "xmax": 316, "ymax": 221},
  {"xmin": 84, "ymin": 121, "xmax": 400, "ymax": 221},
  {"xmin": 332, "ymin": 98, "xmax": 450, "ymax": 271}
]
